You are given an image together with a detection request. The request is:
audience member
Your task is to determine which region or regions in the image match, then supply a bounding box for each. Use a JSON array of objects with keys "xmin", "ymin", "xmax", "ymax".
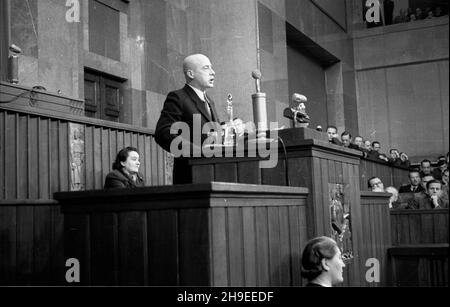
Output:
[
  {"xmin": 420, "ymin": 175, "xmax": 435, "ymax": 191},
  {"xmin": 367, "ymin": 141, "xmax": 382, "ymax": 160},
  {"xmin": 399, "ymin": 170, "xmax": 425, "ymax": 194},
  {"xmin": 399, "ymin": 152, "xmax": 410, "ymax": 168},
  {"xmin": 354, "ymin": 136, "xmax": 364, "ymax": 149},
  {"xmin": 104, "ymin": 147, "xmax": 145, "ymax": 189},
  {"xmin": 419, "ymin": 159, "xmax": 432, "ymax": 178},
  {"xmin": 441, "ymin": 168, "xmax": 449, "ymax": 200},
  {"xmin": 327, "ymin": 126, "xmax": 343, "ymax": 146},
  {"xmin": 301, "ymin": 236, "xmax": 346, "ymax": 287},
  {"xmin": 385, "ymin": 186, "xmax": 399, "ymax": 209},
  {"xmin": 341, "ymin": 131, "xmax": 359, "ymax": 149},
  {"xmin": 411, "ymin": 180, "xmax": 449, "ymax": 209},
  {"xmin": 388, "ymin": 149, "xmax": 402, "ymax": 166},
  {"xmin": 368, "ymin": 176, "xmax": 384, "ymax": 192},
  {"xmin": 415, "ymin": 8, "xmax": 424, "ymax": 19}
]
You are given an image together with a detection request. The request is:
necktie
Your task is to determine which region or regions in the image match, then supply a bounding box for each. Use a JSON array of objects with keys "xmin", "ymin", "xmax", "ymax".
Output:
[{"xmin": 203, "ymin": 93, "xmax": 212, "ymax": 119}]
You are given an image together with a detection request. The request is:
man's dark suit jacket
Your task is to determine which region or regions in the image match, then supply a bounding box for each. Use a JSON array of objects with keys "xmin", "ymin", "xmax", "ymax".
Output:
[
  {"xmin": 155, "ymin": 85, "xmax": 220, "ymax": 184},
  {"xmin": 399, "ymin": 184, "xmax": 425, "ymax": 194},
  {"xmin": 104, "ymin": 169, "xmax": 145, "ymax": 189}
]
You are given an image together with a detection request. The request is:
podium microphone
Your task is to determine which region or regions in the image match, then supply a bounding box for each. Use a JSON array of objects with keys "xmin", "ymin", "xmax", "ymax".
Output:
[{"xmin": 251, "ymin": 70, "xmax": 267, "ymax": 139}]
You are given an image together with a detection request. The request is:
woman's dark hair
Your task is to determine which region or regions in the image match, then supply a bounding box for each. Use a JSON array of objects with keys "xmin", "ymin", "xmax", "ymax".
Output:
[
  {"xmin": 301, "ymin": 236, "xmax": 338, "ymax": 281},
  {"xmin": 112, "ymin": 147, "xmax": 139, "ymax": 170}
]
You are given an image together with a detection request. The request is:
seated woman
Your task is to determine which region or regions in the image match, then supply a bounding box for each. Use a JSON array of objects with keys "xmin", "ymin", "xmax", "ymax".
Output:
[
  {"xmin": 301, "ymin": 236, "xmax": 346, "ymax": 287},
  {"xmin": 104, "ymin": 147, "xmax": 145, "ymax": 189}
]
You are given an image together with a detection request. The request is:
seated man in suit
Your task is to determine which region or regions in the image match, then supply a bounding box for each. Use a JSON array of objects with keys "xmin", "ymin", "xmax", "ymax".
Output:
[
  {"xmin": 326, "ymin": 125, "xmax": 343, "ymax": 146},
  {"xmin": 399, "ymin": 170, "xmax": 425, "ymax": 194},
  {"xmin": 341, "ymin": 131, "xmax": 359, "ymax": 150},
  {"xmin": 410, "ymin": 180, "xmax": 449, "ymax": 209},
  {"xmin": 155, "ymin": 54, "xmax": 221, "ymax": 184}
]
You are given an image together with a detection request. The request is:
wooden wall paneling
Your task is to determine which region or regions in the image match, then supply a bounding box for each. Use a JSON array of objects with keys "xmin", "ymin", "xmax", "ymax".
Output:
[
  {"xmin": 136, "ymin": 134, "xmax": 145, "ymax": 180},
  {"xmin": 192, "ymin": 164, "xmax": 214, "ymax": 184},
  {"xmin": 242, "ymin": 207, "xmax": 257, "ymax": 286},
  {"xmin": 178, "ymin": 208, "xmax": 210, "ymax": 286},
  {"xmin": 318, "ymin": 158, "xmax": 329, "ymax": 236},
  {"xmin": 227, "ymin": 207, "xmax": 244, "ymax": 286},
  {"xmin": 420, "ymin": 213, "xmax": 433, "ymax": 244},
  {"xmin": 287, "ymin": 205, "xmax": 302, "ymax": 286},
  {"xmin": 93, "ymin": 127, "xmax": 102, "ymax": 189},
  {"xmin": 50, "ymin": 203, "xmax": 64, "ymax": 285},
  {"xmin": 267, "ymin": 206, "xmax": 281, "ymax": 286},
  {"xmin": 433, "ymin": 211, "xmax": 448, "ymax": 243},
  {"xmin": 0, "ymin": 205, "xmax": 16, "ymax": 285},
  {"xmin": 33, "ymin": 205, "xmax": 52, "ymax": 285},
  {"xmin": 363, "ymin": 204, "xmax": 372, "ymax": 287},
  {"xmin": 18, "ymin": 115, "xmax": 27, "ymax": 198},
  {"xmin": 64, "ymin": 212, "xmax": 91, "ymax": 286},
  {"xmin": 38, "ymin": 118, "xmax": 50, "ymax": 199},
  {"xmin": 101, "ymin": 128, "xmax": 110, "ymax": 187},
  {"xmin": 237, "ymin": 161, "xmax": 260, "ymax": 184},
  {"xmin": 350, "ymin": 164, "xmax": 363, "ymax": 286},
  {"xmin": 58, "ymin": 122, "xmax": 69, "ymax": 192},
  {"xmin": 399, "ymin": 212, "xmax": 411, "ymax": 245},
  {"xmin": 409, "ymin": 213, "xmax": 421, "ymax": 244},
  {"xmin": 215, "ymin": 163, "xmax": 237, "ymax": 183},
  {"xmin": 148, "ymin": 210, "xmax": 179, "ymax": 286},
  {"xmin": 157, "ymin": 145, "xmax": 165, "ymax": 185},
  {"xmin": 262, "ymin": 159, "xmax": 286, "ymax": 186},
  {"xmin": 150, "ymin": 137, "xmax": 158, "ymax": 186},
  {"xmin": 143, "ymin": 136, "xmax": 151, "ymax": 186},
  {"xmin": 118, "ymin": 211, "xmax": 148, "ymax": 286},
  {"xmin": 90, "ymin": 212, "xmax": 117, "ymax": 285},
  {"xmin": 254, "ymin": 207, "xmax": 270, "ymax": 286},
  {"xmin": 27, "ymin": 122, "xmax": 36, "ymax": 201},
  {"xmin": 116, "ymin": 130, "xmax": 124, "ymax": 153},
  {"xmin": 123, "ymin": 132, "xmax": 131, "ymax": 148},
  {"xmin": 0, "ymin": 112, "xmax": 4, "ymax": 199},
  {"xmin": 210, "ymin": 207, "xmax": 228, "ymax": 286},
  {"xmin": 16, "ymin": 205, "xmax": 34, "ymax": 285},
  {"xmin": 50, "ymin": 120, "xmax": 60, "ymax": 195},
  {"xmin": 5, "ymin": 113, "xmax": 16, "ymax": 199},
  {"xmin": 278, "ymin": 206, "xmax": 291, "ymax": 286},
  {"xmin": 108, "ymin": 129, "xmax": 117, "ymax": 181}
]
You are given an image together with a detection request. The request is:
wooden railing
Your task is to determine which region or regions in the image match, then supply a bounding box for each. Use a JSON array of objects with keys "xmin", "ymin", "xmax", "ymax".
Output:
[
  {"xmin": 0, "ymin": 199, "xmax": 64, "ymax": 286},
  {"xmin": 360, "ymin": 191, "xmax": 392, "ymax": 287},
  {"xmin": 0, "ymin": 107, "xmax": 168, "ymax": 200},
  {"xmin": 389, "ymin": 209, "xmax": 449, "ymax": 286},
  {"xmin": 390, "ymin": 209, "xmax": 449, "ymax": 246}
]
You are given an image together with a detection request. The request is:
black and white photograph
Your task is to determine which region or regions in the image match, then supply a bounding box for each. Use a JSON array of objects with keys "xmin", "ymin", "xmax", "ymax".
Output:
[{"xmin": 0, "ymin": 0, "xmax": 448, "ymax": 295}]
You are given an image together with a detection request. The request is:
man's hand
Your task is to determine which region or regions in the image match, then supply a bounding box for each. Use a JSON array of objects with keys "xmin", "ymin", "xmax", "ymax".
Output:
[{"xmin": 431, "ymin": 195, "xmax": 440, "ymax": 208}]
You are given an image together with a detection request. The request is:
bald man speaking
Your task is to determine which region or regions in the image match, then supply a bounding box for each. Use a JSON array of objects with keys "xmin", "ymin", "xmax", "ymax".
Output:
[{"xmin": 155, "ymin": 54, "xmax": 221, "ymax": 184}]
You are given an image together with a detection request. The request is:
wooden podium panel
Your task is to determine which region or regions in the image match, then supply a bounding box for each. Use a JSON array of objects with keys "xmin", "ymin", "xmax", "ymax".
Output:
[
  {"xmin": 189, "ymin": 128, "xmax": 397, "ymax": 286},
  {"xmin": 56, "ymin": 183, "xmax": 308, "ymax": 286}
]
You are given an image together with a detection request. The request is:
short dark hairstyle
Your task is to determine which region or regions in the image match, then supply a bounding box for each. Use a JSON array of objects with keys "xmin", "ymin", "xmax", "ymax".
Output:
[
  {"xmin": 408, "ymin": 170, "xmax": 420, "ymax": 177},
  {"xmin": 112, "ymin": 147, "xmax": 139, "ymax": 170},
  {"xmin": 341, "ymin": 131, "xmax": 352, "ymax": 139},
  {"xmin": 368, "ymin": 176, "xmax": 380, "ymax": 189},
  {"xmin": 327, "ymin": 125, "xmax": 337, "ymax": 132},
  {"xmin": 390, "ymin": 149, "xmax": 399, "ymax": 153},
  {"xmin": 437, "ymin": 160, "xmax": 446, "ymax": 167},
  {"xmin": 426, "ymin": 179, "xmax": 442, "ymax": 190},
  {"xmin": 421, "ymin": 159, "xmax": 431, "ymax": 166},
  {"xmin": 372, "ymin": 141, "xmax": 380, "ymax": 147},
  {"xmin": 301, "ymin": 236, "xmax": 339, "ymax": 281}
]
